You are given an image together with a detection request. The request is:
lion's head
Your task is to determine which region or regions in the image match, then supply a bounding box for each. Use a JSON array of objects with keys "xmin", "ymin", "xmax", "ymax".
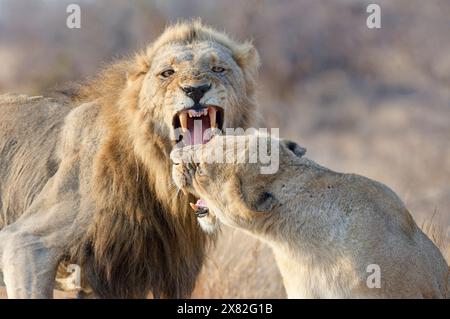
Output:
[
  {"xmin": 139, "ymin": 21, "xmax": 260, "ymax": 147},
  {"xmin": 72, "ymin": 21, "xmax": 260, "ymax": 298},
  {"xmin": 79, "ymin": 20, "xmax": 260, "ymax": 150}
]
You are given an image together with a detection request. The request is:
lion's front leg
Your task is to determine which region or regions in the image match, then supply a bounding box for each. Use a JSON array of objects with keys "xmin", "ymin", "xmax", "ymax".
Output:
[
  {"xmin": 0, "ymin": 231, "xmax": 61, "ymax": 298},
  {"xmin": 0, "ymin": 170, "xmax": 85, "ymax": 298}
]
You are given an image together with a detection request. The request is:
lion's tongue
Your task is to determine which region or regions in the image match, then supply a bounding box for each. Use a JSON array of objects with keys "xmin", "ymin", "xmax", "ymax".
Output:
[{"xmin": 188, "ymin": 117, "xmax": 211, "ymax": 145}]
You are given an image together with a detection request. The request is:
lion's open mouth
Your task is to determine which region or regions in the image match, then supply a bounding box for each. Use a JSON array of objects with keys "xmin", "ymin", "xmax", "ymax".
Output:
[{"xmin": 173, "ymin": 105, "xmax": 224, "ymax": 145}]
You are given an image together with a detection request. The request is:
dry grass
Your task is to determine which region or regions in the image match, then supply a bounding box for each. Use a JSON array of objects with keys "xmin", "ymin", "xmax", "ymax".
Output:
[
  {"xmin": 192, "ymin": 227, "xmax": 285, "ymax": 298},
  {"xmin": 421, "ymin": 211, "xmax": 450, "ymax": 262}
]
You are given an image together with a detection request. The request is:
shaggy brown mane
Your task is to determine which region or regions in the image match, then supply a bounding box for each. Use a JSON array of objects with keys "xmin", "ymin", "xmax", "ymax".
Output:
[
  {"xmin": 71, "ymin": 60, "xmax": 209, "ymax": 298},
  {"xmin": 73, "ymin": 126, "xmax": 207, "ymax": 298},
  {"xmin": 71, "ymin": 65, "xmax": 211, "ymax": 297}
]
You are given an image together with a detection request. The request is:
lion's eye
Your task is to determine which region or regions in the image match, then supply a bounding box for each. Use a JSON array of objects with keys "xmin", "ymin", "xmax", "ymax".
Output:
[
  {"xmin": 160, "ymin": 69, "xmax": 175, "ymax": 78},
  {"xmin": 211, "ymin": 66, "xmax": 226, "ymax": 73}
]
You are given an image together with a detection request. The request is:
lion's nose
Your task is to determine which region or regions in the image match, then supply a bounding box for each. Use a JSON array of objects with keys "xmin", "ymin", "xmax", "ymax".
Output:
[{"xmin": 181, "ymin": 84, "xmax": 211, "ymax": 104}]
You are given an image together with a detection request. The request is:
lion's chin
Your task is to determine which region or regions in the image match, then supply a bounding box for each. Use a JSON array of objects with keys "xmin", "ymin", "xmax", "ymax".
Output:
[{"xmin": 172, "ymin": 105, "xmax": 224, "ymax": 146}]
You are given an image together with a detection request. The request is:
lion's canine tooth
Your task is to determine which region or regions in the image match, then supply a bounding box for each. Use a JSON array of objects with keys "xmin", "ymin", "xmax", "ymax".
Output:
[
  {"xmin": 203, "ymin": 109, "xmax": 208, "ymax": 116},
  {"xmin": 209, "ymin": 107, "xmax": 217, "ymax": 128},
  {"xmin": 179, "ymin": 112, "xmax": 188, "ymax": 129}
]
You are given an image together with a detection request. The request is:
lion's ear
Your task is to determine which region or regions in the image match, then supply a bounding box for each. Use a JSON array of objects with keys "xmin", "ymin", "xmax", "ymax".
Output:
[
  {"xmin": 234, "ymin": 42, "xmax": 260, "ymax": 80},
  {"xmin": 127, "ymin": 53, "xmax": 150, "ymax": 85}
]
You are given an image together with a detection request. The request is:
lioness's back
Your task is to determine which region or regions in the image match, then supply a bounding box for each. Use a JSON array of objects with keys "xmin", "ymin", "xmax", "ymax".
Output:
[
  {"xmin": 341, "ymin": 174, "xmax": 449, "ymax": 297},
  {"xmin": 0, "ymin": 94, "xmax": 71, "ymax": 227}
]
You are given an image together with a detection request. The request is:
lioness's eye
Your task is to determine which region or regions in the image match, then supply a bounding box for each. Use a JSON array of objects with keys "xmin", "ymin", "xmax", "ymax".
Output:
[
  {"xmin": 196, "ymin": 164, "xmax": 207, "ymax": 177},
  {"xmin": 160, "ymin": 69, "xmax": 175, "ymax": 78},
  {"xmin": 211, "ymin": 66, "xmax": 225, "ymax": 73}
]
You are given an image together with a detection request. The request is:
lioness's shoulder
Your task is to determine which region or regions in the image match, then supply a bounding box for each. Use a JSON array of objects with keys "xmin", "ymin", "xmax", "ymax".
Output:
[
  {"xmin": 343, "ymin": 173, "xmax": 416, "ymax": 238},
  {"xmin": 343, "ymin": 174, "xmax": 403, "ymax": 205}
]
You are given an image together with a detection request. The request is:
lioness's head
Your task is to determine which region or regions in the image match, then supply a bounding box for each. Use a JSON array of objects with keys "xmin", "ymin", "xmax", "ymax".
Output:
[
  {"xmin": 127, "ymin": 21, "xmax": 260, "ymax": 148},
  {"xmin": 171, "ymin": 135, "xmax": 306, "ymax": 233}
]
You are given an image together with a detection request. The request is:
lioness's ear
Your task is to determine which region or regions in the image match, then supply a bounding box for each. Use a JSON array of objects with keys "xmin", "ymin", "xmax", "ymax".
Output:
[
  {"xmin": 226, "ymin": 176, "xmax": 277, "ymax": 214},
  {"xmin": 283, "ymin": 140, "xmax": 306, "ymax": 158},
  {"xmin": 251, "ymin": 191, "xmax": 279, "ymax": 212},
  {"xmin": 234, "ymin": 42, "xmax": 261, "ymax": 80}
]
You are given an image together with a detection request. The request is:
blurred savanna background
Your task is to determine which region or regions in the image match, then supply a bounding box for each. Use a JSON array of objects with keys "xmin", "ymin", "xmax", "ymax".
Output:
[{"xmin": 0, "ymin": 0, "xmax": 449, "ymax": 298}]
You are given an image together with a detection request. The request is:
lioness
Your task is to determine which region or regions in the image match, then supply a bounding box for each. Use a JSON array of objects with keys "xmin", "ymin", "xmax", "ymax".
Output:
[
  {"xmin": 171, "ymin": 135, "xmax": 449, "ymax": 298},
  {"xmin": 0, "ymin": 21, "xmax": 259, "ymax": 298}
]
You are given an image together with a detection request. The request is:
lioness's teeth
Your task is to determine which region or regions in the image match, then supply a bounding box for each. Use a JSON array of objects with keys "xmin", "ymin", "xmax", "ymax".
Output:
[
  {"xmin": 209, "ymin": 107, "xmax": 217, "ymax": 128},
  {"xmin": 179, "ymin": 112, "xmax": 188, "ymax": 129}
]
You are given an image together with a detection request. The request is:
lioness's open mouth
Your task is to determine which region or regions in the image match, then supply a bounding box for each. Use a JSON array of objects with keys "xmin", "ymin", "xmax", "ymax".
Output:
[
  {"xmin": 172, "ymin": 105, "xmax": 224, "ymax": 145},
  {"xmin": 190, "ymin": 199, "xmax": 209, "ymax": 218}
]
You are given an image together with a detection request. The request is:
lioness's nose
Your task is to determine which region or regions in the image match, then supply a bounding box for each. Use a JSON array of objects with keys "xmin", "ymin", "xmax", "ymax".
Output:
[
  {"xmin": 170, "ymin": 150, "xmax": 182, "ymax": 164},
  {"xmin": 181, "ymin": 84, "xmax": 211, "ymax": 104}
]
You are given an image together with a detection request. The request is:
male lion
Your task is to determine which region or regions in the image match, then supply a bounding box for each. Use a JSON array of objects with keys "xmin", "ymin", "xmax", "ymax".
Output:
[
  {"xmin": 171, "ymin": 135, "xmax": 450, "ymax": 298},
  {"xmin": 0, "ymin": 21, "xmax": 259, "ymax": 298}
]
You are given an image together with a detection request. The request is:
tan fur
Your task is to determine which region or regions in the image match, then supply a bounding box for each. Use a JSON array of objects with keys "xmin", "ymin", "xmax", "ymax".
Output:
[
  {"xmin": 171, "ymin": 135, "xmax": 450, "ymax": 298},
  {"xmin": 0, "ymin": 21, "xmax": 259, "ymax": 298}
]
